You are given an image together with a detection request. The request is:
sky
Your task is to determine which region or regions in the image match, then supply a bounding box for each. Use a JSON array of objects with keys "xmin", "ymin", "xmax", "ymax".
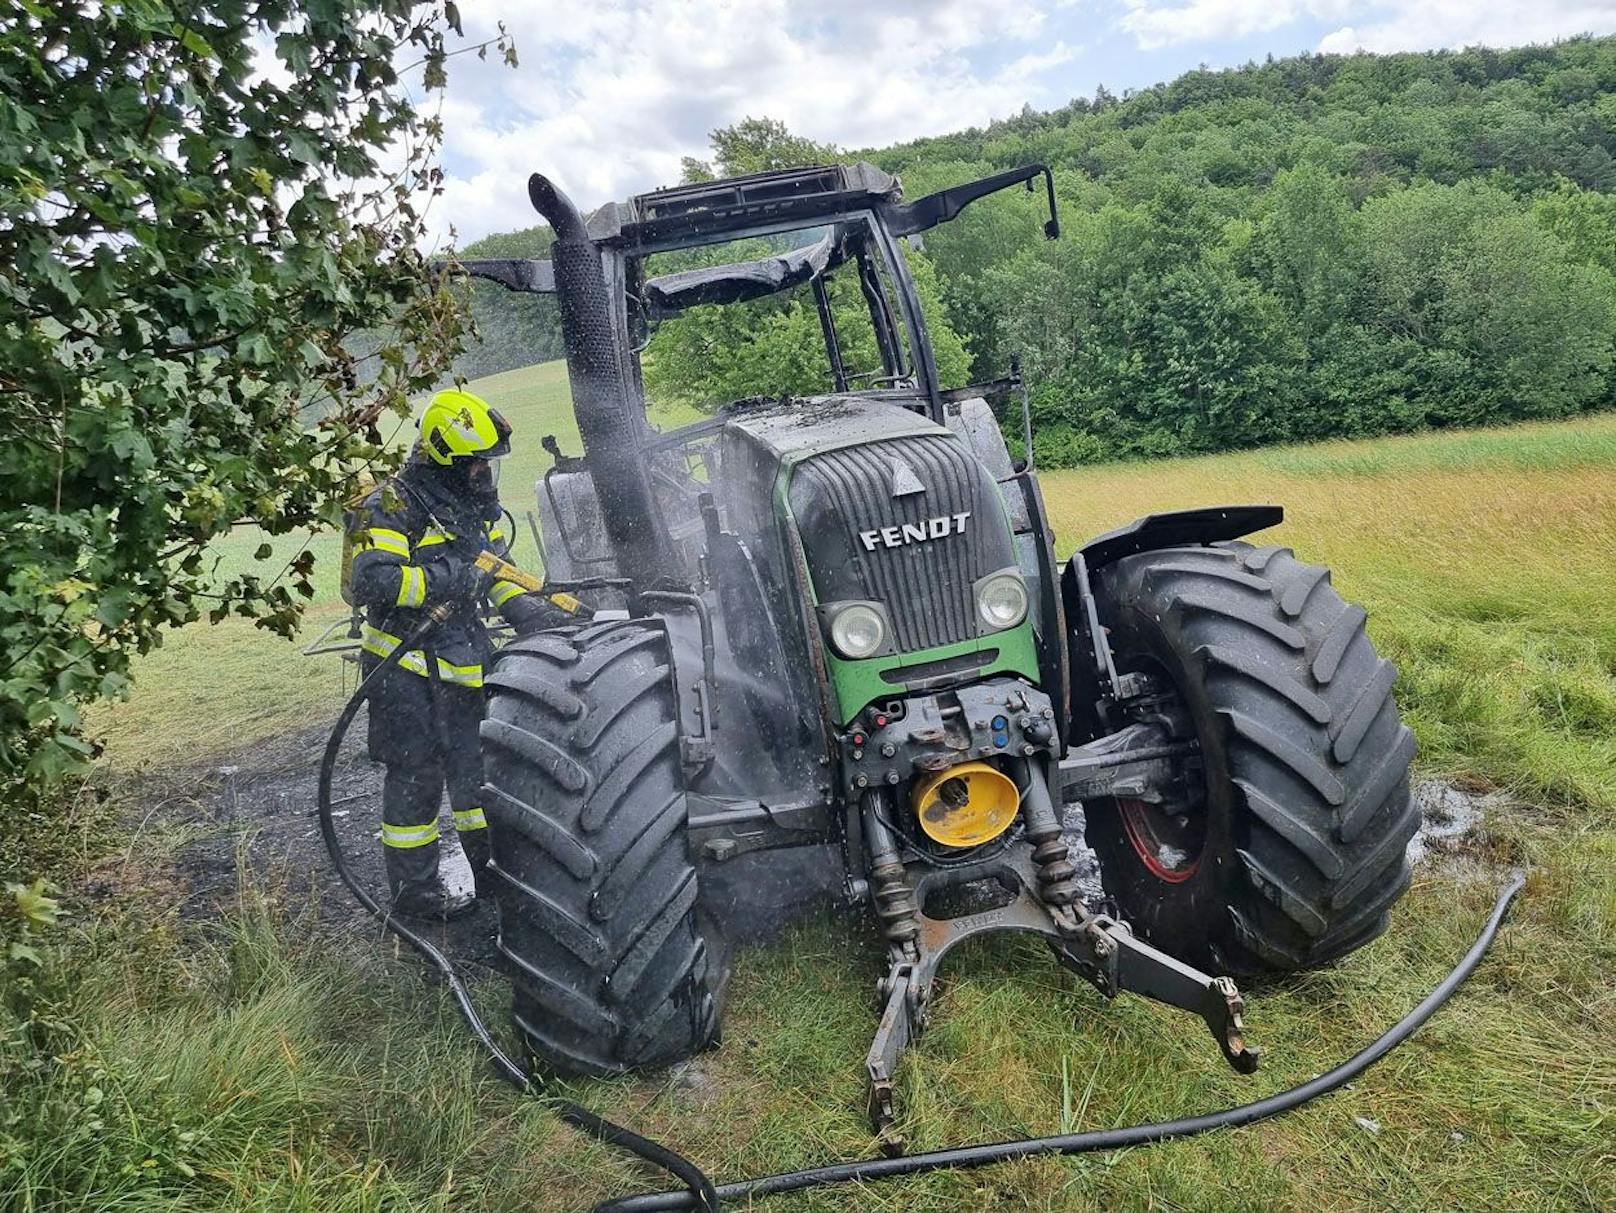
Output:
[{"xmin": 421, "ymin": 0, "xmax": 1616, "ymax": 247}]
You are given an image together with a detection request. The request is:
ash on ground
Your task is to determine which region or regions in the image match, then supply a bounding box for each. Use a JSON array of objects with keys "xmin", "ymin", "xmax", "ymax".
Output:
[
  {"xmin": 129, "ymin": 721, "xmax": 1488, "ymax": 970},
  {"xmin": 114, "ymin": 717, "xmax": 498, "ymax": 971}
]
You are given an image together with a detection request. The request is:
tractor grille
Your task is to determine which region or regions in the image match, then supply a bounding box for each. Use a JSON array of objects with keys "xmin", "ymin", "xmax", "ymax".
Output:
[{"xmin": 790, "ymin": 435, "xmax": 1016, "ymax": 653}]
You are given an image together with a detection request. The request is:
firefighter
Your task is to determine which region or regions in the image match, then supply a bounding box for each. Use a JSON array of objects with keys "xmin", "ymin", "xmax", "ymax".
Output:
[{"xmin": 348, "ymin": 388, "xmax": 568, "ymax": 919}]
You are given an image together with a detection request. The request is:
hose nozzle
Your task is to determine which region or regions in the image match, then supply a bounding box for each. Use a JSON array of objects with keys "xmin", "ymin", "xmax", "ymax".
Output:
[{"xmin": 473, "ymin": 550, "xmax": 586, "ymax": 615}]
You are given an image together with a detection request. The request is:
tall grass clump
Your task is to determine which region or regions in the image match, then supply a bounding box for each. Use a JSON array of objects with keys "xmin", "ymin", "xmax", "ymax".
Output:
[{"xmin": 0, "ymin": 866, "xmax": 505, "ymax": 1212}]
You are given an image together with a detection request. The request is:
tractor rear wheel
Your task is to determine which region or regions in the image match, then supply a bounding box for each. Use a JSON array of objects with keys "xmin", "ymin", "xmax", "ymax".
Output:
[
  {"xmin": 1084, "ymin": 541, "xmax": 1418, "ymax": 974},
  {"xmin": 479, "ymin": 621, "xmax": 725, "ymax": 1074}
]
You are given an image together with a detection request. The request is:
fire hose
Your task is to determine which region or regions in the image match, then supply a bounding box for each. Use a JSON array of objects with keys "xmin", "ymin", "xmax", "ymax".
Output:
[{"xmin": 315, "ymin": 571, "xmax": 1526, "ymax": 1213}]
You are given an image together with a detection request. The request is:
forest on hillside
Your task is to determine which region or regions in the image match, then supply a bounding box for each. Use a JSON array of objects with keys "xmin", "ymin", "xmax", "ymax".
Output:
[{"xmin": 453, "ymin": 37, "xmax": 1616, "ymax": 465}]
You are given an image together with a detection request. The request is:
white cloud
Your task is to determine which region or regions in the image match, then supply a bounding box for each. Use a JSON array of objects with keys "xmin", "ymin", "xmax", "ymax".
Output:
[
  {"xmin": 422, "ymin": 0, "xmax": 1079, "ymax": 245},
  {"xmin": 1118, "ymin": 0, "xmax": 1350, "ymax": 49},
  {"xmin": 1115, "ymin": 0, "xmax": 1616, "ymax": 52},
  {"xmin": 1317, "ymin": 1, "xmax": 1616, "ymax": 53},
  {"xmin": 1006, "ymin": 41, "xmax": 1084, "ymax": 77}
]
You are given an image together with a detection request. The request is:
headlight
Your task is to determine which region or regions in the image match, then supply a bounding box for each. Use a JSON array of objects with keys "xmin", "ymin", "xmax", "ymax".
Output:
[
  {"xmin": 828, "ymin": 603, "xmax": 887, "ymax": 659},
  {"xmin": 976, "ymin": 570, "xmax": 1028, "ymax": 631}
]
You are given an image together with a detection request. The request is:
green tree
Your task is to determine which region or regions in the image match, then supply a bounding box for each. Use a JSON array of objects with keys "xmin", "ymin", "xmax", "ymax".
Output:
[
  {"xmin": 677, "ymin": 117, "xmax": 837, "ymax": 183},
  {"xmin": 999, "ymin": 190, "xmax": 1306, "ymax": 462},
  {"xmin": 710, "ymin": 117, "xmax": 837, "ymax": 176},
  {"xmin": 1531, "ymin": 179, "xmax": 1616, "ymax": 277},
  {"xmin": 1245, "ymin": 163, "xmax": 1361, "ymax": 337},
  {"xmin": 979, "ymin": 240, "xmax": 1085, "ymax": 386},
  {"xmin": 1358, "ymin": 182, "xmax": 1616, "ymax": 426},
  {"xmin": 889, "ymin": 159, "xmax": 1084, "ymax": 379},
  {"xmin": 0, "ymin": 2, "xmax": 510, "ymax": 788}
]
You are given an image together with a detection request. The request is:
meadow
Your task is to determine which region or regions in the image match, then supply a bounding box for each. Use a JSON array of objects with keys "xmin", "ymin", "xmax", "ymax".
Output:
[{"xmin": 12, "ymin": 363, "xmax": 1613, "ymax": 1212}]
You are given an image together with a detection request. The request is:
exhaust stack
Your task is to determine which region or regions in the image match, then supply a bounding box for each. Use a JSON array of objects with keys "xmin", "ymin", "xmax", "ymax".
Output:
[{"xmin": 527, "ymin": 173, "xmax": 671, "ymax": 585}]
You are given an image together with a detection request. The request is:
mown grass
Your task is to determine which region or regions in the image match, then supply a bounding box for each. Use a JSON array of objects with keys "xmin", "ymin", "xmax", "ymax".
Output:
[{"xmin": 19, "ymin": 381, "xmax": 1616, "ymax": 1211}]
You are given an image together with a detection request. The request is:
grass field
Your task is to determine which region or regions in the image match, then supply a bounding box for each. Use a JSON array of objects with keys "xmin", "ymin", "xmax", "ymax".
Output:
[{"xmin": 19, "ymin": 368, "xmax": 1616, "ymax": 1211}]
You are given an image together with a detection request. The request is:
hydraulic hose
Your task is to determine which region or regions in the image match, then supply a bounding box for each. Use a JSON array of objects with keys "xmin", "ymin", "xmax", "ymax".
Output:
[
  {"xmin": 594, "ymin": 869, "xmax": 1527, "ymax": 1212},
  {"xmin": 315, "ymin": 609, "xmax": 720, "ymax": 1212}
]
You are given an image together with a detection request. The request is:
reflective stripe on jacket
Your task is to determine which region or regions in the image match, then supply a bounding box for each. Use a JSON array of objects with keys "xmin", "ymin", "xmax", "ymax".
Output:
[{"xmin": 360, "ymin": 623, "xmax": 486, "ymax": 688}]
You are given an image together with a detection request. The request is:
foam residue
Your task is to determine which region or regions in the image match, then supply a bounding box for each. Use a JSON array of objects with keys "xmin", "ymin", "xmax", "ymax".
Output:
[{"xmin": 1407, "ymin": 778, "xmax": 1490, "ymax": 865}]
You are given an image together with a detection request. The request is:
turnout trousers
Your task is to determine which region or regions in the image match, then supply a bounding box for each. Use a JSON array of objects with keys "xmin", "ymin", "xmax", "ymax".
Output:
[{"xmin": 363, "ymin": 655, "xmax": 494, "ymax": 900}]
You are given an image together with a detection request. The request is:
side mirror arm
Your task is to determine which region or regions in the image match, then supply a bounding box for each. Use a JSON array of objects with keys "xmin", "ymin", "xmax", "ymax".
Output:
[{"xmin": 886, "ymin": 164, "xmax": 1060, "ymax": 240}]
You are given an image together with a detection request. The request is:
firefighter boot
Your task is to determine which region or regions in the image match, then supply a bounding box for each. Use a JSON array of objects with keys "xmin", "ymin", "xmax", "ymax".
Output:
[
  {"xmin": 454, "ymin": 810, "xmax": 497, "ymax": 901},
  {"xmin": 382, "ymin": 767, "xmax": 474, "ymax": 921}
]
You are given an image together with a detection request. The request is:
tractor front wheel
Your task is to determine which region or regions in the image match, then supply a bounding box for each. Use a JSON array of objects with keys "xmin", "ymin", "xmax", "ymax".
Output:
[
  {"xmin": 479, "ymin": 622, "xmax": 725, "ymax": 1074},
  {"xmin": 1084, "ymin": 541, "xmax": 1418, "ymax": 975}
]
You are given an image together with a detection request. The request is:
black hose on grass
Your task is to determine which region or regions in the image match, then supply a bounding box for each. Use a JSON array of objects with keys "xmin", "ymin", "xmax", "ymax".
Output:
[
  {"xmin": 316, "ymin": 616, "xmax": 721, "ymax": 1213},
  {"xmin": 593, "ymin": 869, "xmax": 1528, "ymax": 1212}
]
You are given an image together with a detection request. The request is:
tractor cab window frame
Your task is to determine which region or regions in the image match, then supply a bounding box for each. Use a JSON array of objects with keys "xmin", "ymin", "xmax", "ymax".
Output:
[
  {"xmin": 623, "ymin": 207, "xmax": 942, "ymax": 427},
  {"xmin": 850, "ymin": 240, "xmax": 912, "ymax": 391}
]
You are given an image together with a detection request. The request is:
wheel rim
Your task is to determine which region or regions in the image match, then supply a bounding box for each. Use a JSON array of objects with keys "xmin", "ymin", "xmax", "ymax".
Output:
[
  {"xmin": 1105, "ymin": 646, "xmax": 1210, "ymax": 885},
  {"xmin": 1117, "ymin": 798, "xmax": 1203, "ymax": 882}
]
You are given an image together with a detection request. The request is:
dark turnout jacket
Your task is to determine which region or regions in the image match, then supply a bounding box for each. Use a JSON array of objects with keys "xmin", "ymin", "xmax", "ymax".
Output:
[{"xmin": 348, "ymin": 465, "xmax": 539, "ymax": 688}]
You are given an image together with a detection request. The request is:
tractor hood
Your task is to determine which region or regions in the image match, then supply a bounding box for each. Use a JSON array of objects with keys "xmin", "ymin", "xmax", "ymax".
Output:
[
  {"xmin": 721, "ymin": 394, "xmax": 950, "ymax": 469},
  {"xmin": 723, "ymin": 394, "xmax": 1022, "ymax": 673}
]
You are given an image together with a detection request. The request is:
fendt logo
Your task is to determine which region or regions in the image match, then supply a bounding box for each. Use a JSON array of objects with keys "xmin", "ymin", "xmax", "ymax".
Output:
[{"xmin": 859, "ymin": 512, "xmax": 970, "ymax": 552}]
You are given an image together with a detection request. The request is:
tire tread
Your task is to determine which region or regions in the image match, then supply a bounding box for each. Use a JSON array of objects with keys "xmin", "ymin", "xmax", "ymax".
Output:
[
  {"xmin": 481, "ymin": 625, "xmax": 723, "ymax": 1075},
  {"xmin": 1089, "ymin": 541, "xmax": 1418, "ymax": 974}
]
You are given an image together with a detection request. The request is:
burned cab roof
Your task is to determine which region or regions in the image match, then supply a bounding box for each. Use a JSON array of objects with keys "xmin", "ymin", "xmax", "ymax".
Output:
[
  {"xmin": 587, "ymin": 162, "xmax": 901, "ymax": 248},
  {"xmin": 643, "ymin": 231, "xmax": 844, "ymax": 317}
]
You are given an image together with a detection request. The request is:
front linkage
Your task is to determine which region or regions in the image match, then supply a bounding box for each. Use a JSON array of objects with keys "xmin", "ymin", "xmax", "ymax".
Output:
[{"xmin": 846, "ymin": 681, "xmax": 1257, "ymax": 1153}]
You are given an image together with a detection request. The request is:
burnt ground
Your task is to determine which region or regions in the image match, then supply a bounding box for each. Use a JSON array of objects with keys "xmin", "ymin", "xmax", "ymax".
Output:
[
  {"xmin": 104, "ymin": 697, "xmax": 1107, "ymax": 964},
  {"xmin": 107, "ymin": 714, "xmax": 501, "ymax": 971},
  {"xmin": 109, "ymin": 707, "xmax": 1495, "ymax": 979}
]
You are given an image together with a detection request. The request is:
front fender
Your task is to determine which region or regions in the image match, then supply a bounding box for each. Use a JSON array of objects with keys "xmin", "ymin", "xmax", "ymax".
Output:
[
  {"xmin": 1076, "ymin": 505, "xmax": 1283, "ymax": 572},
  {"xmin": 1062, "ymin": 505, "xmax": 1283, "ymax": 741}
]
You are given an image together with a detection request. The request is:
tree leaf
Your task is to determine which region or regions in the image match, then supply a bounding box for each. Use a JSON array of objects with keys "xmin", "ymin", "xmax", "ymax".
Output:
[{"xmin": 9, "ymin": 879, "xmax": 61, "ymax": 929}]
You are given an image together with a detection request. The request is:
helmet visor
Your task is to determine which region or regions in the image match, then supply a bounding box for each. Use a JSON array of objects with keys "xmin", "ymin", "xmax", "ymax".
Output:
[
  {"xmin": 466, "ymin": 455, "xmax": 501, "ymax": 496},
  {"xmin": 484, "ymin": 408, "xmax": 513, "ymax": 459}
]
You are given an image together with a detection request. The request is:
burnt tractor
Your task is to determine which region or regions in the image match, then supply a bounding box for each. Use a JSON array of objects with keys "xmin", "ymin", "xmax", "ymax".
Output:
[{"xmin": 461, "ymin": 163, "xmax": 1417, "ymax": 1147}]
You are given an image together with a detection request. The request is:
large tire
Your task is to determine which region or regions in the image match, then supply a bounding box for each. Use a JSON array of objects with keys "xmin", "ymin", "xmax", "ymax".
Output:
[
  {"xmin": 479, "ymin": 621, "xmax": 725, "ymax": 1074},
  {"xmin": 1083, "ymin": 541, "xmax": 1418, "ymax": 974}
]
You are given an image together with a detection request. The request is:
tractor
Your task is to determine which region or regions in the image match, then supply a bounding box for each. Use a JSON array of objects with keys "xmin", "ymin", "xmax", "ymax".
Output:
[{"xmin": 458, "ymin": 162, "xmax": 1418, "ymax": 1147}]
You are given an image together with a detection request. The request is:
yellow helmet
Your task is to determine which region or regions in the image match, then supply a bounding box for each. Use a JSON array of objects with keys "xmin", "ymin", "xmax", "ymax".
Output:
[{"xmin": 418, "ymin": 389, "xmax": 512, "ymax": 465}]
